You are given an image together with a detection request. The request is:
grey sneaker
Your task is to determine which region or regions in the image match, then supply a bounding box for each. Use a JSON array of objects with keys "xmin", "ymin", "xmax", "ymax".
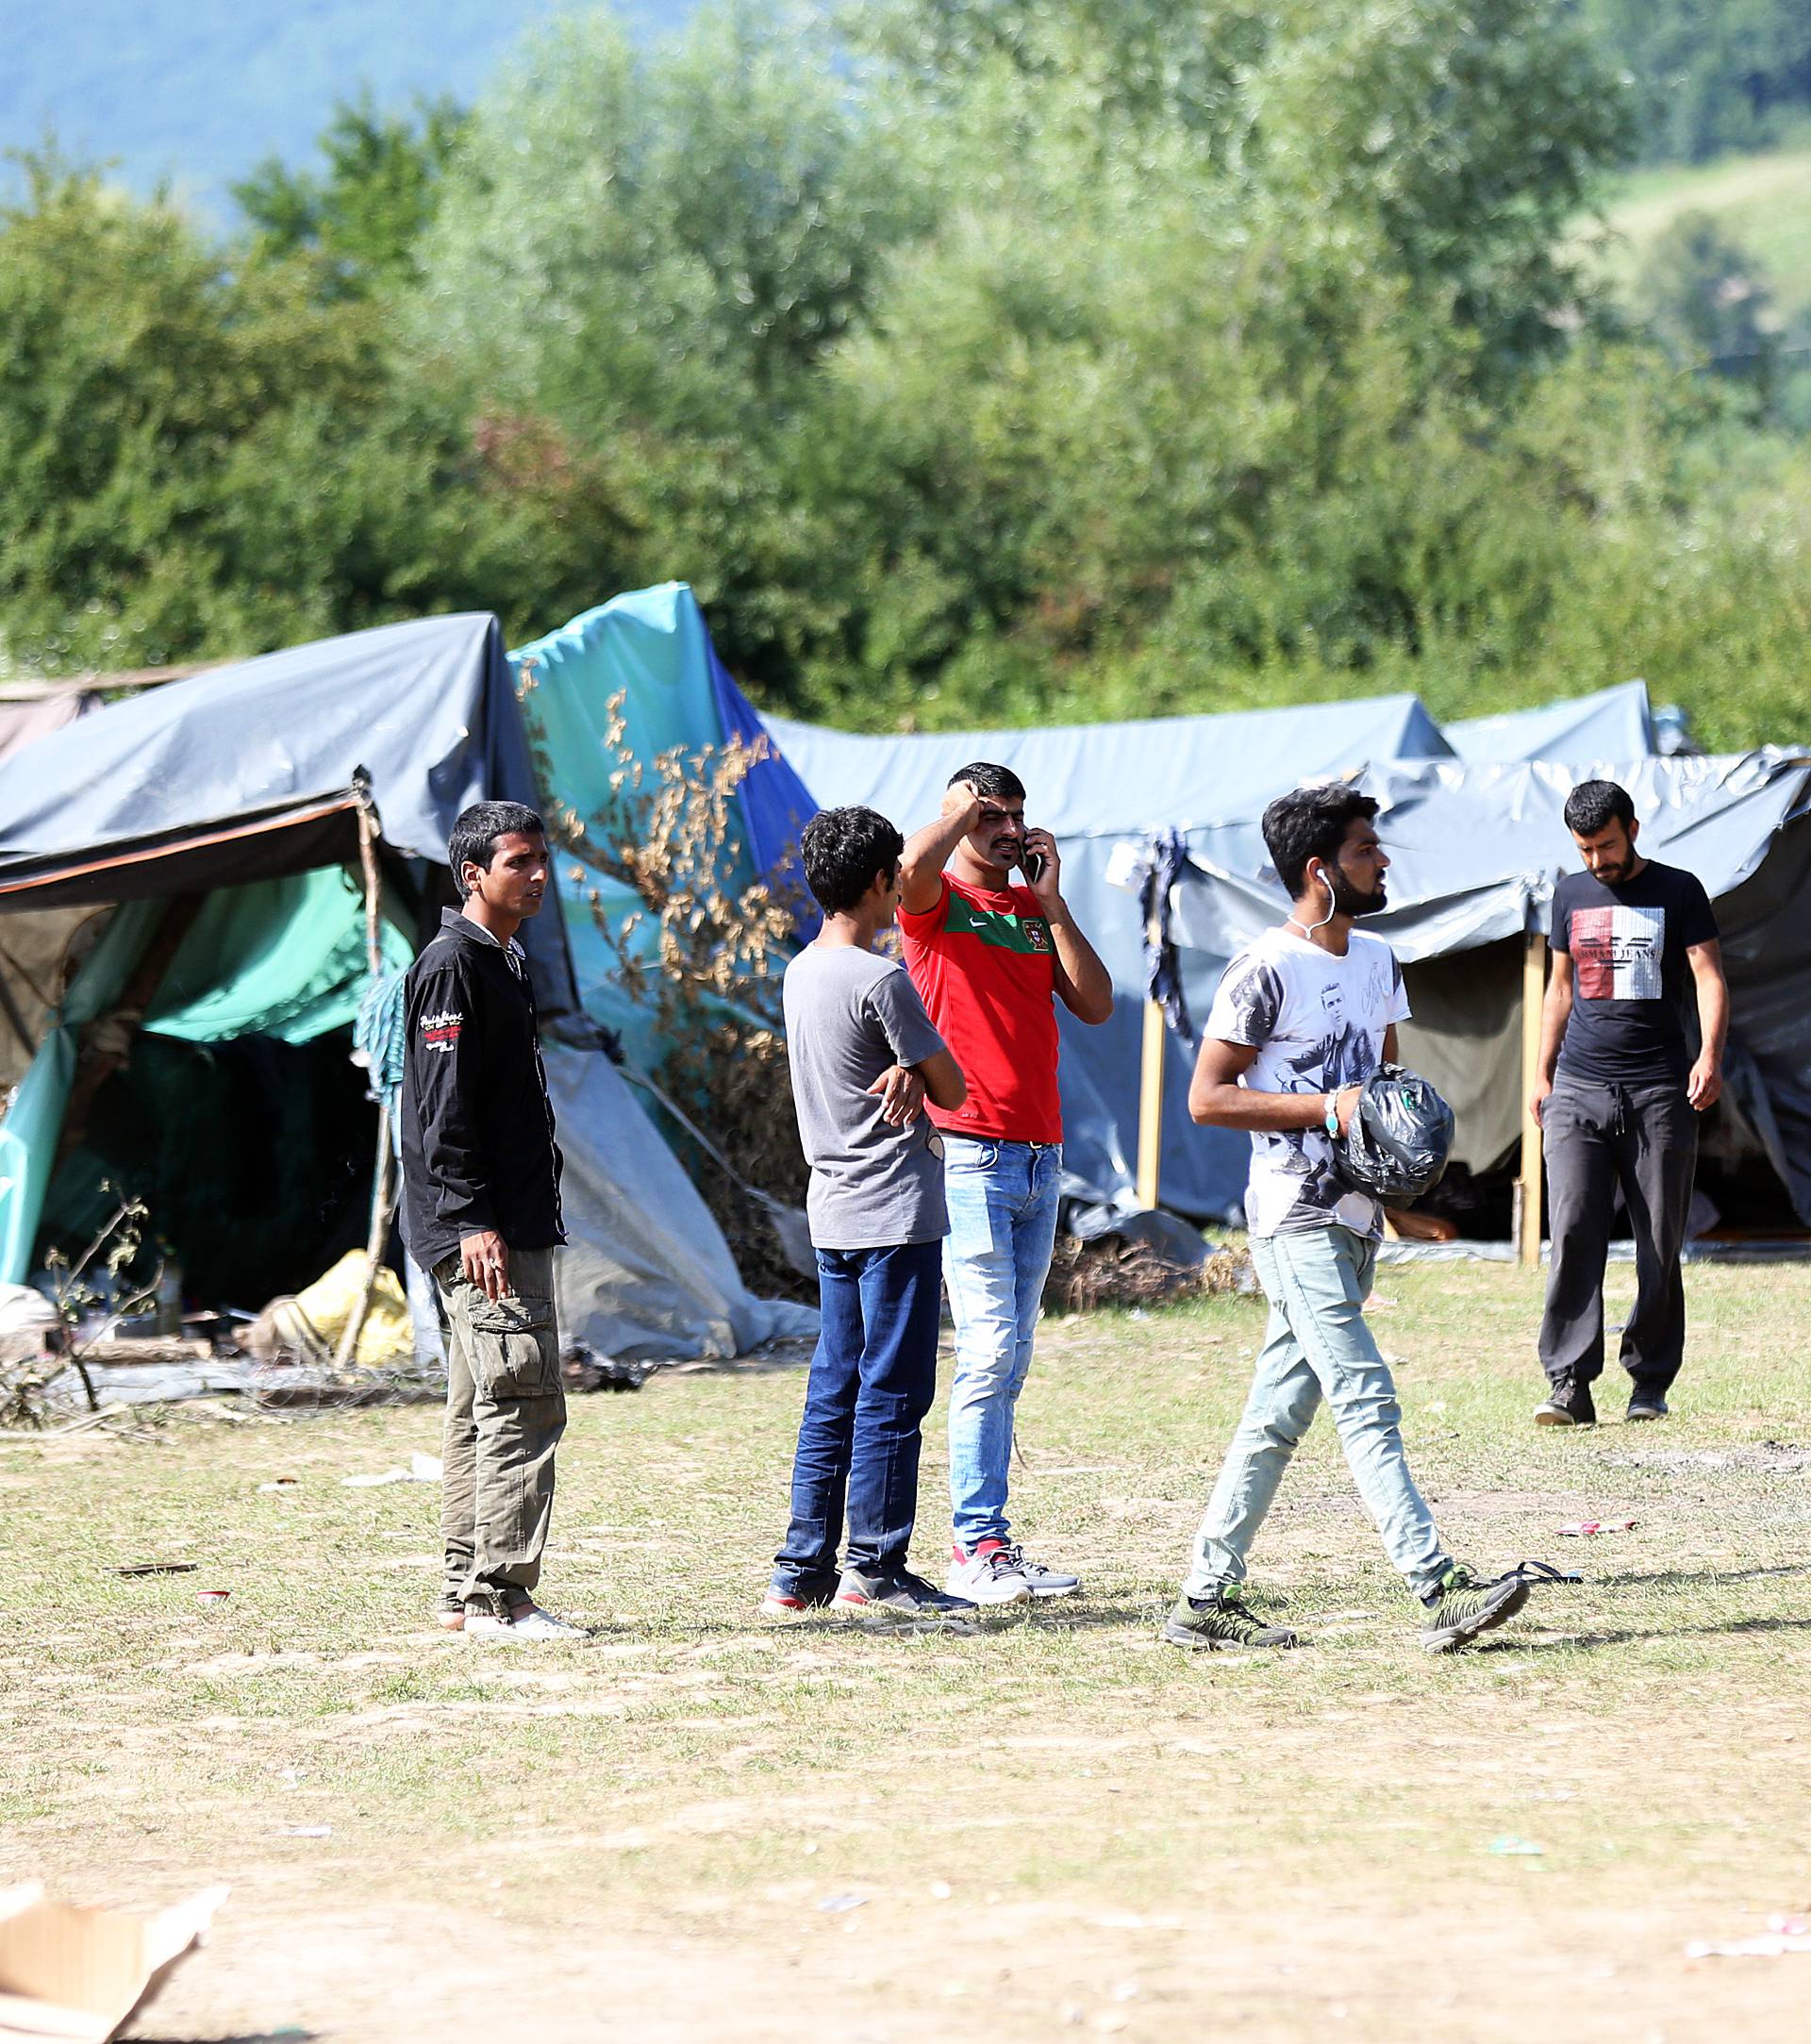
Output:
[
  {"xmin": 834, "ymin": 1567, "xmax": 977, "ymax": 1618},
  {"xmin": 945, "ymin": 1542, "xmax": 1032, "ymax": 1605},
  {"xmin": 1001, "ymin": 1542, "xmax": 1081, "ymax": 1598},
  {"xmin": 1626, "ymin": 1390, "xmax": 1670, "ymax": 1422},
  {"xmin": 1419, "ymin": 1565, "xmax": 1530, "ymax": 1653},
  {"xmin": 1162, "ymin": 1587, "xmax": 1298, "ymax": 1652},
  {"xmin": 1535, "ymin": 1373, "xmax": 1596, "ymax": 1427}
]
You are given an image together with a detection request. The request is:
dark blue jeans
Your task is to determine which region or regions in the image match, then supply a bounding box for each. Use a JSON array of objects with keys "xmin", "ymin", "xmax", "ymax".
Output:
[{"xmin": 773, "ymin": 1239, "xmax": 943, "ymax": 1591}]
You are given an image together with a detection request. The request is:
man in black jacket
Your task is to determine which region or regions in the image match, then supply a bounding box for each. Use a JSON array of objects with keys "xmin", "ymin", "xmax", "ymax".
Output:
[{"xmin": 401, "ymin": 800, "xmax": 579, "ymax": 1639}]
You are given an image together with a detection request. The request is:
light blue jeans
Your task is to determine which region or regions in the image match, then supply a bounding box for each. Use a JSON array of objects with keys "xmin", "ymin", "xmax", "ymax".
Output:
[
  {"xmin": 943, "ymin": 1137, "xmax": 1064, "ymax": 1551},
  {"xmin": 1183, "ymin": 1224, "xmax": 1450, "ymax": 1603}
]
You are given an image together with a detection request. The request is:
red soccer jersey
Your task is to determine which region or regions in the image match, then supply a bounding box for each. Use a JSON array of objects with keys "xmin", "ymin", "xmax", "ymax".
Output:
[{"xmin": 898, "ymin": 873, "xmax": 1062, "ymax": 1143}]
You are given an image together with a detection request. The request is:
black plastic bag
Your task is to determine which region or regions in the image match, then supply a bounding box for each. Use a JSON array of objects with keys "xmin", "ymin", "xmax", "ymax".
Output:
[{"xmin": 1337, "ymin": 1062, "xmax": 1454, "ymax": 1205}]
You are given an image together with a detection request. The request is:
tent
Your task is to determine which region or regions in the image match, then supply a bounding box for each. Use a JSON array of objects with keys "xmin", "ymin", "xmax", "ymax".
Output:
[
  {"xmin": 0, "ymin": 611, "xmax": 812, "ymax": 1357},
  {"xmin": 1170, "ymin": 751, "xmax": 1811, "ymax": 1233},
  {"xmin": 1444, "ymin": 679, "xmax": 1657, "ymax": 765}
]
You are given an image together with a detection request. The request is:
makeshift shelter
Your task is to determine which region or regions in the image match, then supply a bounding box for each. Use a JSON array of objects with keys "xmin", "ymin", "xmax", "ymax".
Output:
[
  {"xmin": 0, "ymin": 612, "xmax": 811, "ymax": 1357},
  {"xmin": 1170, "ymin": 751, "xmax": 1811, "ymax": 1241},
  {"xmin": 763, "ymin": 690, "xmax": 1804, "ymax": 1239}
]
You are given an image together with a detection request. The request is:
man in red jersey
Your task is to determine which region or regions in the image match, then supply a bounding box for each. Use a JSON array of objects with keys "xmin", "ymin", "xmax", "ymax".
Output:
[{"xmin": 898, "ymin": 764, "xmax": 1114, "ymax": 1604}]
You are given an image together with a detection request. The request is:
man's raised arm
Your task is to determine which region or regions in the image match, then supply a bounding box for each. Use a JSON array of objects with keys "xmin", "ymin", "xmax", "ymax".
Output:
[{"xmin": 900, "ymin": 782, "xmax": 983, "ymax": 915}]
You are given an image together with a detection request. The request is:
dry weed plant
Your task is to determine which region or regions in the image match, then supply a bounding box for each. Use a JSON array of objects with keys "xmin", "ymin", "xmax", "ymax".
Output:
[
  {"xmin": 1042, "ymin": 1235, "xmax": 1252, "ymax": 1315},
  {"xmin": 1, "ymin": 1192, "xmax": 155, "ymax": 1426},
  {"xmin": 517, "ymin": 665, "xmax": 811, "ymax": 1300}
]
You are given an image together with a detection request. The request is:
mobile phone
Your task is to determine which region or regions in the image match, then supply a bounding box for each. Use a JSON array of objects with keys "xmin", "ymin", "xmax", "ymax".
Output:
[{"xmin": 1020, "ymin": 846, "xmax": 1045, "ymax": 885}]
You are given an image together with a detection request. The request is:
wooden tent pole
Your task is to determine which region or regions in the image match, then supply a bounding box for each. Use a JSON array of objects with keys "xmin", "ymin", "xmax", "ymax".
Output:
[
  {"xmin": 334, "ymin": 797, "xmax": 392, "ymax": 1371},
  {"xmin": 1517, "ymin": 930, "xmax": 1548, "ymax": 1269},
  {"xmin": 1136, "ymin": 997, "xmax": 1166, "ymax": 1211}
]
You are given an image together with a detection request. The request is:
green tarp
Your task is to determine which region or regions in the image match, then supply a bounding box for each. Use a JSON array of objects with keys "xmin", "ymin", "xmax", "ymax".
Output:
[{"xmin": 0, "ymin": 869, "xmax": 408, "ymax": 1283}]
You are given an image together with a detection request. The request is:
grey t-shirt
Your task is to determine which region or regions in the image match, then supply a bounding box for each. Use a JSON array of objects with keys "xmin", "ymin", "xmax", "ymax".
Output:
[{"xmin": 783, "ymin": 942, "xmax": 951, "ymax": 1251}]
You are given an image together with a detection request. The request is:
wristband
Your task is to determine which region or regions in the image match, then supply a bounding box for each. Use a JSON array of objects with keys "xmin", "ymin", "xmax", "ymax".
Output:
[{"xmin": 1323, "ymin": 1094, "xmax": 1341, "ymax": 1138}]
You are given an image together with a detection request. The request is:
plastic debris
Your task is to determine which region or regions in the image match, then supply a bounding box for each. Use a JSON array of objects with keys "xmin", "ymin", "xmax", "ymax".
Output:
[
  {"xmin": 0, "ymin": 1881, "xmax": 227, "ymax": 2043},
  {"xmin": 110, "ymin": 1562, "xmax": 197, "ymax": 1577},
  {"xmin": 1685, "ymin": 1931, "xmax": 1811, "ymax": 1958},
  {"xmin": 1557, "ymin": 1519, "xmax": 1637, "ymax": 1537},
  {"xmin": 342, "ymin": 1452, "xmax": 442, "ymax": 1488},
  {"xmin": 281, "ymin": 1826, "xmax": 332, "ymax": 1839},
  {"xmin": 1487, "ymin": 1836, "xmax": 1544, "ymax": 1856},
  {"xmin": 817, "ymin": 1894, "xmax": 867, "ymax": 1914},
  {"xmin": 195, "ymin": 1590, "xmax": 229, "ymax": 1605}
]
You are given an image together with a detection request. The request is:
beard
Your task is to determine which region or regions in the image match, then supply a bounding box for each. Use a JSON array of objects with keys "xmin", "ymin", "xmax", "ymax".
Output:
[{"xmin": 1329, "ymin": 865, "xmax": 1387, "ymax": 918}]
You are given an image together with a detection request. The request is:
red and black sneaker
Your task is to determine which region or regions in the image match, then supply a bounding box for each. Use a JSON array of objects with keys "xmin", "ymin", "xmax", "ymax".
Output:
[{"xmin": 759, "ymin": 1571, "xmax": 839, "ymax": 1619}]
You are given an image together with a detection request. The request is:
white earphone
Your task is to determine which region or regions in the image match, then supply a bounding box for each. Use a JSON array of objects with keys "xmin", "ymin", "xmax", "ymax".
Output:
[{"xmin": 1288, "ymin": 861, "xmax": 1337, "ymax": 938}]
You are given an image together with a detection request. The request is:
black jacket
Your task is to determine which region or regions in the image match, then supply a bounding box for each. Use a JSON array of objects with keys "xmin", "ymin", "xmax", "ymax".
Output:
[{"xmin": 399, "ymin": 909, "xmax": 566, "ymax": 1269}]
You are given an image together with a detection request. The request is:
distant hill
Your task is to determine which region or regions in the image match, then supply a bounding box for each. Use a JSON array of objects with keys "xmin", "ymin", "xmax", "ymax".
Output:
[
  {"xmin": 1, "ymin": 0, "xmax": 695, "ymax": 220},
  {"xmin": 1595, "ymin": 147, "xmax": 1811, "ymax": 321}
]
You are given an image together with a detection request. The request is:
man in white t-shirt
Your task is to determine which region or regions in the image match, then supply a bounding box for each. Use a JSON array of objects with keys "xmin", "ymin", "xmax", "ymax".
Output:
[{"xmin": 1163, "ymin": 784, "xmax": 1536, "ymax": 1656}]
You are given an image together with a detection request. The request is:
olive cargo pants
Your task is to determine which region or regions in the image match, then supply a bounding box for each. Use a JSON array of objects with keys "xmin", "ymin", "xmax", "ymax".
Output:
[{"xmin": 434, "ymin": 1247, "xmax": 567, "ymax": 1617}]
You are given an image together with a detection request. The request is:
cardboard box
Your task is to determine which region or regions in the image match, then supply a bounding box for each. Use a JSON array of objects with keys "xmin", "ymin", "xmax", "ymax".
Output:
[{"xmin": 0, "ymin": 1883, "xmax": 227, "ymax": 2042}]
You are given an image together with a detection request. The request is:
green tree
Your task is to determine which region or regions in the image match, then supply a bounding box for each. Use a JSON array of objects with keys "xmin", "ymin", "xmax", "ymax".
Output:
[
  {"xmin": 1578, "ymin": 0, "xmax": 1811, "ymax": 163},
  {"xmin": 0, "ymin": 154, "xmax": 619, "ymax": 673},
  {"xmin": 232, "ymin": 93, "xmax": 470, "ymax": 296},
  {"xmin": 1635, "ymin": 210, "xmax": 1783, "ymax": 386}
]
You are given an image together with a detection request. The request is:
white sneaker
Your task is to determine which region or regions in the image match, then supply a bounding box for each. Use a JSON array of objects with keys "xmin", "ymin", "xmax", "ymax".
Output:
[
  {"xmin": 464, "ymin": 1604, "xmax": 587, "ymax": 1641},
  {"xmin": 1002, "ymin": 1542, "xmax": 1081, "ymax": 1598},
  {"xmin": 945, "ymin": 1542, "xmax": 1032, "ymax": 1605}
]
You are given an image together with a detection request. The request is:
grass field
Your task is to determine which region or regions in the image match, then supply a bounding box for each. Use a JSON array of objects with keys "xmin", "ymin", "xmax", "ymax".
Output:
[
  {"xmin": 1589, "ymin": 146, "xmax": 1811, "ymax": 318},
  {"xmin": 4, "ymin": 1258, "xmax": 1809, "ymax": 2041}
]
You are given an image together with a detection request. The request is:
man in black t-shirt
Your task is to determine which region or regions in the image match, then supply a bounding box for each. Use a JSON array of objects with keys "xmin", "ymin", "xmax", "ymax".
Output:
[{"xmin": 1528, "ymin": 779, "xmax": 1728, "ymax": 1426}]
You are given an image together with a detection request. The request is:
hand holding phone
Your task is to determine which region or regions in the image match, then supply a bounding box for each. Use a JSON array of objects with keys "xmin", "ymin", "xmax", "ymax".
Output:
[{"xmin": 1020, "ymin": 826, "xmax": 1055, "ymax": 890}]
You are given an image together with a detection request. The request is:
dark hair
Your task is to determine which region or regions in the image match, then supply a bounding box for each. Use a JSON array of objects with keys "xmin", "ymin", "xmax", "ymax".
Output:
[
  {"xmin": 801, "ymin": 805, "xmax": 905, "ymax": 915},
  {"xmin": 448, "ymin": 800, "xmax": 546, "ymax": 898},
  {"xmin": 1261, "ymin": 784, "xmax": 1381, "ymax": 899},
  {"xmin": 1563, "ymin": 779, "xmax": 1636, "ymax": 837},
  {"xmin": 948, "ymin": 761, "xmax": 1026, "ymax": 802}
]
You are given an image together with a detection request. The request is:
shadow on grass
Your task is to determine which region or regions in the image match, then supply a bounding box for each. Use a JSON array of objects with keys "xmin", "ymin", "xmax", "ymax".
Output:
[
  {"xmin": 135, "ymin": 2034, "xmax": 319, "ymax": 2043},
  {"xmin": 1586, "ymin": 1561, "xmax": 1811, "ymax": 1590},
  {"xmin": 1476, "ymin": 1613, "xmax": 1811, "ymax": 1653}
]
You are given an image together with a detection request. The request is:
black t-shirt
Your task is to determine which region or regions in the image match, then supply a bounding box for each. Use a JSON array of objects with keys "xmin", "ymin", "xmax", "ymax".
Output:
[{"xmin": 1550, "ymin": 858, "xmax": 1720, "ymax": 1086}]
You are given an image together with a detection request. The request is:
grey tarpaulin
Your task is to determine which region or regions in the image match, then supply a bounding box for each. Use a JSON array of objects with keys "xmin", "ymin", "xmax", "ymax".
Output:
[
  {"xmin": 1445, "ymin": 679, "xmax": 1656, "ymax": 765},
  {"xmin": 544, "ymin": 1046, "xmax": 817, "ymax": 1359},
  {"xmin": 0, "ymin": 613, "xmax": 578, "ymax": 1022},
  {"xmin": 1171, "ymin": 751, "xmax": 1811, "ymax": 1224}
]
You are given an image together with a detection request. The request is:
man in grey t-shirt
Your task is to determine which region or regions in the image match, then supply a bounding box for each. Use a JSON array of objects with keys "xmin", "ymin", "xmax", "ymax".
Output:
[{"xmin": 763, "ymin": 806, "xmax": 974, "ymax": 1620}]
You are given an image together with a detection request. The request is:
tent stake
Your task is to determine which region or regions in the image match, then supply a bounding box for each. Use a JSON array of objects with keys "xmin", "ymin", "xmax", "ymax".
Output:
[
  {"xmin": 1517, "ymin": 930, "xmax": 1548, "ymax": 1269},
  {"xmin": 336, "ymin": 796, "xmax": 392, "ymax": 1371}
]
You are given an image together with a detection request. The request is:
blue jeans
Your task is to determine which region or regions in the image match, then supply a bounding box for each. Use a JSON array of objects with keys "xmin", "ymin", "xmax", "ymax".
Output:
[
  {"xmin": 773, "ymin": 1239, "xmax": 943, "ymax": 1590},
  {"xmin": 943, "ymin": 1138, "xmax": 1064, "ymax": 1551},
  {"xmin": 1183, "ymin": 1225, "xmax": 1450, "ymax": 1604}
]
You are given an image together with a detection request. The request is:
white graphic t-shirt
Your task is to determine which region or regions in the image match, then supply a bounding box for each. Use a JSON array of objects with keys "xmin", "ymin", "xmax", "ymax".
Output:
[{"xmin": 1205, "ymin": 925, "xmax": 1411, "ymax": 1240}]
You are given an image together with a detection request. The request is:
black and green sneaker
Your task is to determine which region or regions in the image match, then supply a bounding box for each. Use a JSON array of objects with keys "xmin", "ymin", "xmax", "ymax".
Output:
[
  {"xmin": 1162, "ymin": 1587, "xmax": 1299, "ymax": 1653},
  {"xmin": 1419, "ymin": 1564, "xmax": 1531, "ymax": 1654}
]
